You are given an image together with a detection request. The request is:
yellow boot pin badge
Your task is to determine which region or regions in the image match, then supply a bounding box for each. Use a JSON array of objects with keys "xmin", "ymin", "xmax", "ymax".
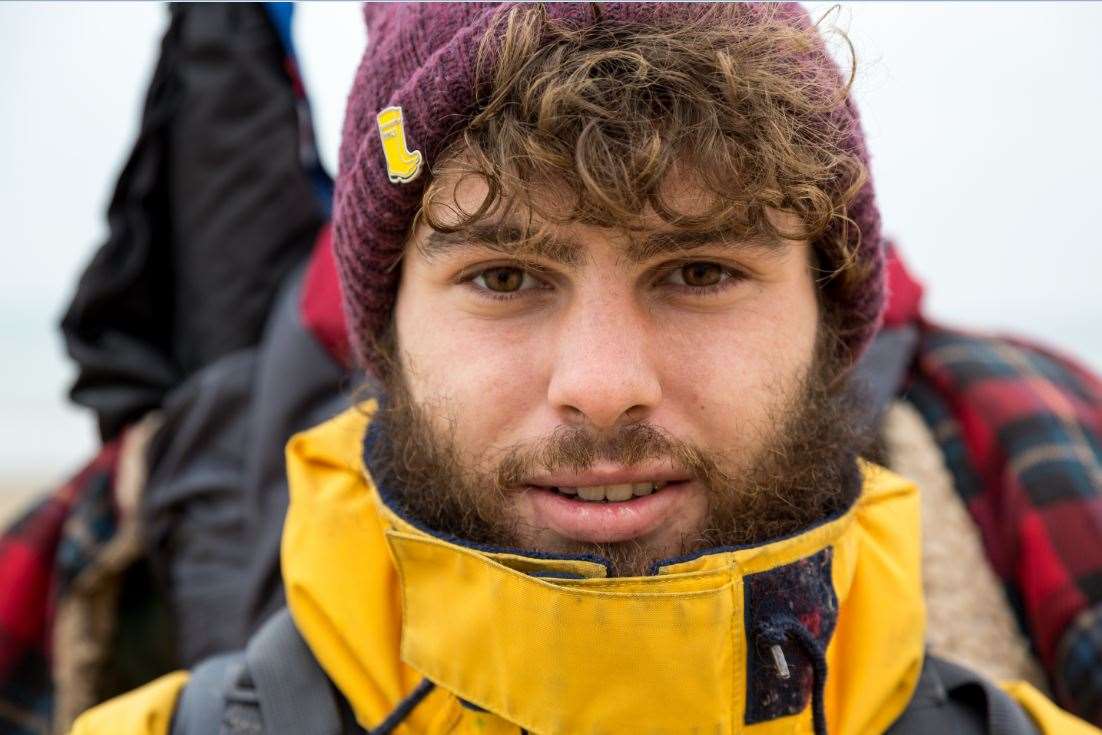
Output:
[{"xmin": 376, "ymin": 106, "xmax": 423, "ymax": 184}]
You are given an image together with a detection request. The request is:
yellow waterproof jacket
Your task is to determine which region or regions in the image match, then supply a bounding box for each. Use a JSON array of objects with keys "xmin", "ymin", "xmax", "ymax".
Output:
[{"xmin": 72, "ymin": 405, "xmax": 1098, "ymax": 735}]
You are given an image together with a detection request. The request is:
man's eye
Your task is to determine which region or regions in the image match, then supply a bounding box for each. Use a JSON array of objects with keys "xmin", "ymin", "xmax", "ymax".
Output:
[
  {"xmin": 668, "ymin": 262, "xmax": 728, "ymax": 288},
  {"xmin": 474, "ymin": 266, "xmax": 532, "ymax": 293}
]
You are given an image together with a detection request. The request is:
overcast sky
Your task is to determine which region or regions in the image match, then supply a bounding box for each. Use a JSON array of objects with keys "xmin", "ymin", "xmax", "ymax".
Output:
[{"xmin": 1, "ymin": 2, "xmax": 1100, "ymax": 487}]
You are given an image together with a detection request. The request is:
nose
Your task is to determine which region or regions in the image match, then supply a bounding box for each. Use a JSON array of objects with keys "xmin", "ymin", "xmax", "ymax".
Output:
[{"xmin": 547, "ymin": 289, "xmax": 663, "ymax": 430}]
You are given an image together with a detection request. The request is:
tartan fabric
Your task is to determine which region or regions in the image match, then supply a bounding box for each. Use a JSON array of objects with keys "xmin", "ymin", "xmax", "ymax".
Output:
[
  {"xmin": 905, "ymin": 326, "xmax": 1102, "ymax": 724},
  {"xmin": 0, "ymin": 440, "xmax": 121, "ymax": 735}
]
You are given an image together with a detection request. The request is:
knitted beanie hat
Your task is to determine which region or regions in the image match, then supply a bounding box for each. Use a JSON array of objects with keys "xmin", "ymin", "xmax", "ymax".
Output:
[{"xmin": 333, "ymin": 2, "xmax": 884, "ymax": 372}]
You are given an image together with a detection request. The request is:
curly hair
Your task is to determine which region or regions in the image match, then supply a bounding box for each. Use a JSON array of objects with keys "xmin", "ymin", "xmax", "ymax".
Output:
[{"xmin": 415, "ymin": 3, "xmax": 869, "ymax": 346}]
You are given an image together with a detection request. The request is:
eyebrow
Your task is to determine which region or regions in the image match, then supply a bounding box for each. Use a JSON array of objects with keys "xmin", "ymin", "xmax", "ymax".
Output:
[
  {"xmin": 422, "ymin": 224, "xmax": 584, "ymax": 266},
  {"xmin": 624, "ymin": 228, "xmax": 784, "ymax": 262},
  {"xmin": 420, "ymin": 221, "xmax": 784, "ymax": 266}
]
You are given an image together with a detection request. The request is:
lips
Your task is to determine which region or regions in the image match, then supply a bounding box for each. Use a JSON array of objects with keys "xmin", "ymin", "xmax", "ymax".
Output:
[{"xmin": 523, "ymin": 479, "xmax": 693, "ymax": 544}]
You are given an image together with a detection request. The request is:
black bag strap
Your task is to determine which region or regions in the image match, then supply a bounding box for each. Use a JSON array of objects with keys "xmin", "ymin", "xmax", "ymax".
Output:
[
  {"xmin": 238, "ymin": 607, "xmax": 345, "ymax": 735},
  {"xmin": 931, "ymin": 656, "xmax": 1042, "ymax": 735},
  {"xmin": 886, "ymin": 653, "xmax": 1041, "ymax": 735},
  {"xmin": 171, "ymin": 608, "xmax": 353, "ymax": 735},
  {"xmin": 170, "ymin": 651, "xmax": 246, "ymax": 735}
]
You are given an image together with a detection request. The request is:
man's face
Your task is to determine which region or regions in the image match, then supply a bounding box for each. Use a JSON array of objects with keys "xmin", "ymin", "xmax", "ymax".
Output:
[{"xmin": 383, "ymin": 170, "xmax": 859, "ymax": 575}]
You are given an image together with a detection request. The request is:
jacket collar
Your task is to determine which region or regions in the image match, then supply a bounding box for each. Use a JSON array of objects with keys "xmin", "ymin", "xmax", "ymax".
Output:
[{"xmin": 282, "ymin": 404, "xmax": 925, "ymax": 734}]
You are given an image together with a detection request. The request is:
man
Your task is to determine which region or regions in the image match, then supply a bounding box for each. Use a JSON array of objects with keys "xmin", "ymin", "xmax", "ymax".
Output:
[{"xmin": 70, "ymin": 3, "xmax": 1098, "ymax": 734}]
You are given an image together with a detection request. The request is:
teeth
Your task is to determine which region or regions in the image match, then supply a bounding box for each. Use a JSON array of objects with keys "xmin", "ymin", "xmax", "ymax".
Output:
[
  {"xmin": 556, "ymin": 482, "xmax": 669, "ymax": 502},
  {"xmin": 604, "ymin": 484, "xmax": 634, "ymax": 502},
  {"xmin": 577, "ymin": 486, "xmax": 605, "ymax": 501}
]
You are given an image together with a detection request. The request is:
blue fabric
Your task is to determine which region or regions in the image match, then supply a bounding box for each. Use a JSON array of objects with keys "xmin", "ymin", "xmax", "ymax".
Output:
[
  {"xmin": 263, "ymin": 3, "xmax": 296, "ymax": 59},
  {"xmin": 744, "ymin": 548, "xmax": 837, "ymax": 727},
  {"xmin": 1057, "ymin": 603, "xmax": 1102, "ymax": 725},
  {"xmin": 262, "ymin": 2, "xmax": 335, "ymax": 215}
]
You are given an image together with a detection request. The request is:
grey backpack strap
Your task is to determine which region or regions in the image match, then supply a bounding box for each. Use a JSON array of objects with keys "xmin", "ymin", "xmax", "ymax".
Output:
[
  {"xmin": 170, "ymin": 652, "xmax": 247, "ymax": 735},
  {"xmin": 930, "ymin": 656, "xmax": 1042, "ymax": 735},
  {"xmin": 170, "ymin": 608, "xmax": 348, "ymax": 735},
  {"xmin": 239, "ymin": 607, "xmax": 345, "ymax": 735},
  {"xmin": 886, "ymin": 653, "xmax": 1041, "ymax": 735}
]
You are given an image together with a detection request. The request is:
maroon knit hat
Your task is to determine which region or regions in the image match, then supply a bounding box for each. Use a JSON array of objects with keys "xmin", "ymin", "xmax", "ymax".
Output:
[{"xmin": 333, "ymin": 2, "xmax": 884, "ymax": 372}]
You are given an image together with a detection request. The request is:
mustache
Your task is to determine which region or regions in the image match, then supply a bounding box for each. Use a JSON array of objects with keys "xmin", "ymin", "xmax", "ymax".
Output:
[{"xmin": 492, "ymin": 422, "xmax": 729, "ymax": 489}]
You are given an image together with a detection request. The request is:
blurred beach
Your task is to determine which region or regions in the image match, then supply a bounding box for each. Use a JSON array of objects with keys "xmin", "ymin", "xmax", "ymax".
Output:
[{"xmin": 0, "ymin": 481, "xmax": 48, "ymax": 527}]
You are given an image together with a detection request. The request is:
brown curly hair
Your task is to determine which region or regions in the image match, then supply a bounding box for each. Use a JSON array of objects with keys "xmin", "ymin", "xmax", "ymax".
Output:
[{"xmin": 414, "ymin": 3, "xmax": 869, "ymax": 349}]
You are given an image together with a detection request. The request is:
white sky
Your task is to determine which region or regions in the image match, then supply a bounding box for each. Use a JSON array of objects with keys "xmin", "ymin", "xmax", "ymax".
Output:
[{"xmin": 1, "ymin": 2, "xmax": 1100, "ymax": 487}]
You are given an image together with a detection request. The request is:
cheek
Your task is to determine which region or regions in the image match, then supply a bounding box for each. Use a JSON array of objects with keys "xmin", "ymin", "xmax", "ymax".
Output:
[
  {"xmin": 395, "ymin": 286, "xmax": 550, "ymax": 462},
  {"xmin": 657, "ymin": 276, "xmax": 818, "ymax": 455}
]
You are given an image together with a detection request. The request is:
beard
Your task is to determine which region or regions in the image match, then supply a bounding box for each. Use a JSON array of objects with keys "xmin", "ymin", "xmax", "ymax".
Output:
[{"xmin": 366, "ymin": 330, "xmax": 873, "ymax": 577}]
